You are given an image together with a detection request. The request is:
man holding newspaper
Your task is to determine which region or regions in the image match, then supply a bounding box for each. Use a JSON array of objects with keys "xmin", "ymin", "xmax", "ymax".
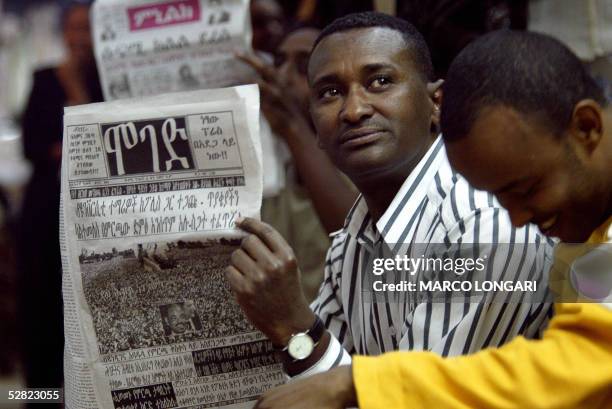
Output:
[{"xmin": 227, "ymin": 11, "xmax": 553, "ymax": 381}]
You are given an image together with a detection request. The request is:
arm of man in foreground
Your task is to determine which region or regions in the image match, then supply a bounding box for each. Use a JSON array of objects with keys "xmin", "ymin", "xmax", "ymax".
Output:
[
  {"xmin": 226, "ymin": 217, "xmax": 352, "ymax": 376},
  {"xmin": 254, "ymin": 303, "xmax": 612, "ymax": 409}
]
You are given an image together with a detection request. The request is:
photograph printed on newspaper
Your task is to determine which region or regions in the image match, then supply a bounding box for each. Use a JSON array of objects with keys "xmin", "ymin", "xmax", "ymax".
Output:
[{"xmin": 60, "ymin": 85, "xmax": 285, "ymax": 409}]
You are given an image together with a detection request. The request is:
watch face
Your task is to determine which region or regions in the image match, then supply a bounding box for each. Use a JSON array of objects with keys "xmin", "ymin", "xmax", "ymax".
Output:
[{"xmin": 287, "ymin": 333, "xmax": 314, "ymax": 360}]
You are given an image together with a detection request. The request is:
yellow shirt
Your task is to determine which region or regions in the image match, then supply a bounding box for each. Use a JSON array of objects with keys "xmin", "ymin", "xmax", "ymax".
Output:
[{"xmin": 353, "ymin": 217, "xmax": 612, "ymax": 409}]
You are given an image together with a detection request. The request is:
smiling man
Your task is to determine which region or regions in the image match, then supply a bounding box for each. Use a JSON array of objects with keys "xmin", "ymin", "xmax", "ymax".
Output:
[
  {"xmin": 227, "ymin": 12, "xmax": 553, "ymax": 398},
  {"xmin": 253, "ymin": 30, "xmax": 612, "ymax": 409}
]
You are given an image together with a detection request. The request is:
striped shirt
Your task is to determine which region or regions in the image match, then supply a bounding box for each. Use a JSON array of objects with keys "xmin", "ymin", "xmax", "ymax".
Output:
[{"xmin": 297, "ymin": 137, "xmax": 555, "ymax": 379}]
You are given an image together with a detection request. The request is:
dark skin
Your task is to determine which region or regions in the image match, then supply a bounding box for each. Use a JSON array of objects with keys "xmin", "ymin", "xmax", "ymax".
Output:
[
  {"xmin": 226, "ymin": 27, "xmax": 442, "ymax": 404},
  {"xmin": 308, "ymin": 28, "xmax": 442, "ymax": 221},
  {"xmin": 238, "ymin": 28, "xmax": 357, "ymax": 233},
  {"xmin": 446, "ymin": 102, "xmax": 612, "ymax": 243},
  {"xmin": 251, "ymin": 102, "xmax": 612, "ymax": 409},
  {"xmin": 250, "ymin": 0, "xmax": 285, "ymax": 54}
]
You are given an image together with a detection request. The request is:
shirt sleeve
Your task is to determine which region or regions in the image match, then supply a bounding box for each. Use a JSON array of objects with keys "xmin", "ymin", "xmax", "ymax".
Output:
[
  {"xmin": 290, "ymin": 237, "xmax": 352, "ymax": 379},
  {"xmin": 353, "ymin": 303, "xmax": 612, "ymax": 409},
  {"xmin": 417, "ymin": 187, "xmax": 554, "ymax": 357}
]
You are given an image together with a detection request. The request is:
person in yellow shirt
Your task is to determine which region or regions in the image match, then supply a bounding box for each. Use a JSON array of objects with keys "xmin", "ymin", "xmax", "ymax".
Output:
[{"xmin": 252, "ymin": 30, "xmax": 612, "ymax": 409}]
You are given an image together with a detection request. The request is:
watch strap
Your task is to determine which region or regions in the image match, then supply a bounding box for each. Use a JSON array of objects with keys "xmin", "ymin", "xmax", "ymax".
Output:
[
  {"xmin": 307, "ymin": 315, "xmax": 325, "ymax": 344},
  {"xmin": 274, "ymin": 315, "xmax": 325, "ymax": 364}
]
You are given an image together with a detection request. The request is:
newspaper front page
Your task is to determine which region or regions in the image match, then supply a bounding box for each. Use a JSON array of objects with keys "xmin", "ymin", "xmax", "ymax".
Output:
[
  {"xmin": 91, "ymin": 0, "xmax": 288, "ymax": 197},
  {"xmin": 91, "ymin": 0, "xmax": 253, "ymax": 100},
  {"xmin": 60, "ymin": 85, "xmax": 285, "ymax": 409}
]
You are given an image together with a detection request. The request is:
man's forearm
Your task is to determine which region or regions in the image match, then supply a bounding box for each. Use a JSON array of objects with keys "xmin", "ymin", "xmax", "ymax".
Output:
[{"xmin": 284, "ymin": 124, "xmax": 357, "ymax": 234}]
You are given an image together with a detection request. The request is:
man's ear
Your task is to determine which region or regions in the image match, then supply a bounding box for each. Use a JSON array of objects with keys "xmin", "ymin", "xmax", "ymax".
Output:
[
  {"xmin": 427, "ymin": 79, "xmax": 444, "ymax": 134},
  {"xmin": 569, "ymin": 99, "xmax": 603, "ymax": 155}
]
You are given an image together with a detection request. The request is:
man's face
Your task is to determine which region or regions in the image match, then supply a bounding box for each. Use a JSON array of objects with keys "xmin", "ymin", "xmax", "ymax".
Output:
[
  {"xmin": 308, "ymin": 28, "xmax": 437, "ymax": 182},
  {"xmin": 250, "ymin": 0, "xmax": 284, "ymax": 54},
  {"xmin": 275, "ymin": 28, "xmax": 320, "ymax": 117},
  {"xmin": 446, "ymin": 105, "xmax": 603, "ymax": 242},
  {"xmin": 167, "ymin": 305, "xmax": 189, "ymax": 334},
  {"xmin": 63, "ymin": 5, "xmax": 94, "ymax": 66}
]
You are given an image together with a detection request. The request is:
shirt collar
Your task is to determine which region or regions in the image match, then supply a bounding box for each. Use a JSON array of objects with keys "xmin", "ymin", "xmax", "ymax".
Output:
[
  {"xmin": 341, "ymin": 136, "xmax": 446, "ymax": 247},
  {"xmin": 377, "ymin": 136, "xmax": 446, "ymax": 244}
]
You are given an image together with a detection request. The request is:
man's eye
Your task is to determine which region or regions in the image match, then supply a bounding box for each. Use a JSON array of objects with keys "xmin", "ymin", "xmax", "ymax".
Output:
[
  {"xmin": 522, "ymin": 181, "xmax": 540, "ymax": 198},
  {"xmin": 273, "ymin": 54, "xmax": 285, "ymax": 68},
  {"xmin": 369, "ymin": 76, "xmax": 392, "ymax": 89},
  {"xmin": 507, "ymin": 181, "xmax": 539, "ymax": 199},
  {"xmin": 319, "ymin": 87, "xmax": 339, "ymax": 99}
]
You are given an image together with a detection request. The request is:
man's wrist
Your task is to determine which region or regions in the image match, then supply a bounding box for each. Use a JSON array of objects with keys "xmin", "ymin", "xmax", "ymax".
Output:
[
  {"xmin": 273, "ymin": 310, "xmax": 317, "ymax": 347},
  {"xmin": 282, "ymin": 330, "xmax": 330, "ymax": 377},
  {"xmin": 340, "ymin": 365, "xmax": 358, "ymax": 407}
]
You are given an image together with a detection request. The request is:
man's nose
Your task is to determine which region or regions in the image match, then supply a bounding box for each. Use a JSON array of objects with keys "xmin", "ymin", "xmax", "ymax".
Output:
[
  {"xmin": 505, "ymin": 203, "xmax": 534, "ymax": 228},
  {"xmin": 339, "ymin": 86, "xmax": 373, "ymax": 124},
  {"xmin": 278, "ymin": 63, "xmax": 292, "ymax": 88}
]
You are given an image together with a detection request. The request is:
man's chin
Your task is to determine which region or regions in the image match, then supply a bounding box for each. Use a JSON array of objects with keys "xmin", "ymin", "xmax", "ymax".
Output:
[
  {"xmin": 556, "ymin": 224, "xmax": 597, "ymax": 243},
  {"xmin": 339, "ymin": 154, "xmax": 406, "ymax": 183}
]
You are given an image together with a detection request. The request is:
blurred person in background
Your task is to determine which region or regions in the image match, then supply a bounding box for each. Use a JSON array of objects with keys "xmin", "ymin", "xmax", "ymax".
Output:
[
  {"xmin": 397, "ymin": 0, "xmax": 528, "ymax": 77},
  {"xmin": 291, "ymin": 0, "xmax": 374, "ymax": 28},
  {"xmin": 240, "ymin": 27, "xmax": 357, "ymax": 301},
  {"xmin": 529, "ymin": 0, "xmax": 612, "ymax": 101},
  {"xmin": 17, "ymin": 0, "xmax": 102, "ymax": 401},
  {"xmin": 250, "ymin": 0, "xmax": 285, "ymax": 55}
]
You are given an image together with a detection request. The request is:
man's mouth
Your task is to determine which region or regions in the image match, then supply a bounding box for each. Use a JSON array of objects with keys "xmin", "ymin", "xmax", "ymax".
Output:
[
  {"xmin": 339, "ymin": 128, "xmax": 386, "ymax": 148},
  {"xmin": 173, "ymin": 323, "xmax": 187, "ymax": 333},
  {"xmin": 538, "ymin": 215, "xmax": 558, "ymax": 235}
]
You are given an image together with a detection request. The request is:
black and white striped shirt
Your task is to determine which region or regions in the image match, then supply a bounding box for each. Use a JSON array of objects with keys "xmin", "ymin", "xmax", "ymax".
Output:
[{"xmin": 298, "ymin": 137, "xmax": 554, "ymax": 378}]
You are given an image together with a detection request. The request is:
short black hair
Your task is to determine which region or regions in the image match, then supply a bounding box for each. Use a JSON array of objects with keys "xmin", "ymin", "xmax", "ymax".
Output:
[
  {"xmin": 60, "ymin": 0, "xmax": 93, "ymax": 29},
  {"xmin": 312, "ymin": 12, "xmax": 434, "ymax": 81},
  {"xmin": 441, "ymin": 30, "xmax": 608, "ymax": 140}
]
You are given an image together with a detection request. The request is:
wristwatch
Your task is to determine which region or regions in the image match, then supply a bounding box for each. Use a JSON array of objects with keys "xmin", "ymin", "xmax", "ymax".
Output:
[{"xmin": 276, "ymin": 316, "xmax": 325, "ymax": 362}]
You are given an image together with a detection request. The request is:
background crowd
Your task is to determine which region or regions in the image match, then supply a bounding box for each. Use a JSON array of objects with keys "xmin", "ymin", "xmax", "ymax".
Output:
[{"xmin": 0, "ymin": 0, "xmax": 610, "ymax": 407}]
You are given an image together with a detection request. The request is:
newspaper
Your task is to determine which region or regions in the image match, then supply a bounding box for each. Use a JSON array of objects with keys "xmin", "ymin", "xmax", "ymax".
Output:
[
  {"xmin": 60, "ymin": 85, "xmax": 285, "ymax": 409},
  {"xmin": 91, "ymin": 0, "xmax": 253, "ymax": 101},
  {"xmin": 91, "ymin": 0, "xmax": 288, "ymax": 197}
]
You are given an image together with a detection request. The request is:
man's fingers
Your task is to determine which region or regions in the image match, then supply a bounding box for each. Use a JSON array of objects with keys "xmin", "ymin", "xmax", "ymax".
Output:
[
  {"xmin": 257, "ymin": 79, "xmax": 283, "ymax": 102},
  {"xmin": 237, "ymin": 217, "xmax": 291, "ymax": 254},
  {"xmin": 236, "ymin": 52, "xmax": 275, "ymax": 81},
  {"xmin": 225, "ymin": 265, "xmax": 247, "ymax": 293},
  {"xmin": 254, "ymin": 386, "xmax": 310, "ymax": 409},
  {"xmin": 229, "ymin": 248, "xmax": 263, "ymax": 282},
  {"xmin": 254, "ymin": 390, "xmax": 281, "ymax": 409},
  {"xmin": 241, "ymin": 234, "xmax": 280, "ymax": 271}
]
